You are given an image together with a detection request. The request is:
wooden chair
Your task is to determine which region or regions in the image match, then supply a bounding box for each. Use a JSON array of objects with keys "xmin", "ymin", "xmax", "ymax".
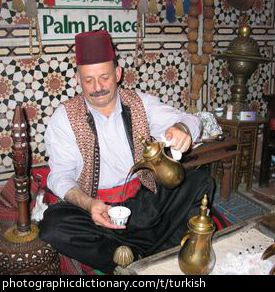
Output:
[{"xmin": 259, "ymin": 94, "xmax": 275, "ymax": 186}]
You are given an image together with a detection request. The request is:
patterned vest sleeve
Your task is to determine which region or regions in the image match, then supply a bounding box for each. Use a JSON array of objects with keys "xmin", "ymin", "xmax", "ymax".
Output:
[
  {"xmin": 64, "ymin": 96, "xmax": 96, "ymax": 196},
  {"xmin": 119, "ymin": 88, "xmax": 157, "ymax": 193}
]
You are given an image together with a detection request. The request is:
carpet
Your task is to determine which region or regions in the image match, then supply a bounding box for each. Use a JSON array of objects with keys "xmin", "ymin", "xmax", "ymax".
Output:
[{"xmin": 213, "ymin": 189, "xmax": 270, "ymax": 225}]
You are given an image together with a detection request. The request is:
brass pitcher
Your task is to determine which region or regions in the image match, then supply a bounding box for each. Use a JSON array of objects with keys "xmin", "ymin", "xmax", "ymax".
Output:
[
  {"xmin": 178, "ymin": 195, "xmax": 216, "ymax": 275},
  {"xmin": 130, "ymin": 137, "xmax": 184, "ymax": 189}
]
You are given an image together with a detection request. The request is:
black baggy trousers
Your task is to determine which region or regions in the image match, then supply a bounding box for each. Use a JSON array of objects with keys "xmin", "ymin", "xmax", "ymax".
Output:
[{"xmin": 39, "ymin": 167, "xmax": 214, "ymax": 273}]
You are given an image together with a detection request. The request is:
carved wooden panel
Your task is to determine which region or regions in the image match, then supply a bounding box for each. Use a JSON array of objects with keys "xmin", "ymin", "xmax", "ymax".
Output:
[{"xmin": 218, "ymin": 118, "xmax": 260, "ymax": 191}]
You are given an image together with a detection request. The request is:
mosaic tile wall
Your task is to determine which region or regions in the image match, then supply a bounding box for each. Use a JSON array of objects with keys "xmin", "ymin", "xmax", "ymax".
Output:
[{"xmin": 0, "ymin": 0, "xmax": 275, "ymax": 182}]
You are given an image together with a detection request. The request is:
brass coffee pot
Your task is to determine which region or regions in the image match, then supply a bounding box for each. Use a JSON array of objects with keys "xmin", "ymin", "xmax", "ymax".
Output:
[
  {"xmin": 130, "ymin": 137, "xmax": 184, "ymax": 189},
  {"xmin": 178, "ymin": 195, "xmax": 216, "ymax": 275}
]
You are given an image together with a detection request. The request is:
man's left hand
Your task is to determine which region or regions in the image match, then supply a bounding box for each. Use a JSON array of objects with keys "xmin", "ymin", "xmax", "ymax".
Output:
[{"xmin": 165, "ymin": 125, "xmax": 192, "ymax": 153}]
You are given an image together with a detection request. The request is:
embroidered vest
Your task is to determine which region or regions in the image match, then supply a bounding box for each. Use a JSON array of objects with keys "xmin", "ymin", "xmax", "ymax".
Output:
[{"xmin": 64, "ymin": 88, "xmax": 157, "ymax": 197}]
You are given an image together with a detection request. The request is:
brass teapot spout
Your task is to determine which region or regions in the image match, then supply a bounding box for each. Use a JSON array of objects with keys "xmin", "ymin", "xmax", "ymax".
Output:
[{"xmin": 130, "ymin": 136, "xmax": 184, "ymax": 189}]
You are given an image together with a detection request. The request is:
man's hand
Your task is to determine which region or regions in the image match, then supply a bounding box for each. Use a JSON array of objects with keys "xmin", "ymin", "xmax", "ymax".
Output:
[
  {"xmin": 90, "ymin": 200, "xmax": 126, "ymax": 230},
  {"xmin": 65, "ymin": 187, "xmax": 126, "ymax": 229},
  {"xmin": 165, "ymin": 123, "xmax": 192, "ymax": 153}
]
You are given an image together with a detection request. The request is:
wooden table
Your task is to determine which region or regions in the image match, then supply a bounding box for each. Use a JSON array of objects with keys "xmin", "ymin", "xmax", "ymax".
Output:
[
  {"xmin": 217, "ymin": 117, "xmax": 265, "ymax": 191},
  {"xmin": 181, "ymin": 137, "xmax": 238, "ymax": 201}
]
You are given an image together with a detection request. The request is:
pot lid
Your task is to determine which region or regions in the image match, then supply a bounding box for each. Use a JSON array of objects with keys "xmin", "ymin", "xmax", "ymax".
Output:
[
  {"xmin": 228, "ymin": 23, "xmax": 260, "ymax": 57},
  {"xmin": 188, "ymin": 195, "xmax": 215, "ymax": 234},
  {"xmin": 140, "ymin": 137, "xmax": 162, "ymax": 159}
]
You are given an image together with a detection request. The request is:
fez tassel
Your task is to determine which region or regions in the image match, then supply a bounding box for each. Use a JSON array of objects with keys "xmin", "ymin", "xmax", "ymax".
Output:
[
  {"xmin": 12, "ymin": 0, "xmax": 25, "ymax": 13},
  {"xmin": 122, "ymin": 0, "xmax": 132, "ymax": 10},
  {"xmin": 197, "ymin": 0, "xmax": 202, "ymax": 15},
  {"xmin": 166, "ymin": 0, "xmax": 176, "ymax": 23},
  {"xmin": 138, "ymin": 0, "xmax": 149, "ymax": 15},
  {"xmin": 184, "ymin": 0, "xmax": 190, "ymax": 14},
  {"xmin": 44, "ymin": 0, "xmax": 55, "ymax": 7},
  {"xmin": 148, "ymin": 0, "xmax": 158, "ymax": 14},
  {"xmin": 175, "ymin": 0, "xmax": 184, "ymax": 17}
]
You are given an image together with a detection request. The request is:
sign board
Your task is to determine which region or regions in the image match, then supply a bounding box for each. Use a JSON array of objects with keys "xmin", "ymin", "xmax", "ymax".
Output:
[
  {"xmin": 38, "ymin": 5, "xmax": 139, "ymax": 41},
  {"xmin": 55, "ymin": 0, "xmax": 122, "ymax": 8}
]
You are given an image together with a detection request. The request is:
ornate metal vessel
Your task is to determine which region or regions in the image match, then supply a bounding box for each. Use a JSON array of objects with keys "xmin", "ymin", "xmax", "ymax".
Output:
[
  {"xmin": 178, "ymin": 195, "xmax": 216, "ymax": 275},
  {"xmin": 130, "ymin": 137, "xmax": 184, "ymax": 189},
  {"xmin": 113, "ymin": 246, "xmax": 134, "ymax": 269},
  {"xmin": 215, "ymin": 19, "xmax": 271, "ymax": 113}
]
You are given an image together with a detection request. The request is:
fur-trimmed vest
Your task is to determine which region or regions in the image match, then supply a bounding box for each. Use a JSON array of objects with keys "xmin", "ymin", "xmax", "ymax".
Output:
[{"xmin": 64, "ymin": 88, "xmax": 157, "ymax": 197}]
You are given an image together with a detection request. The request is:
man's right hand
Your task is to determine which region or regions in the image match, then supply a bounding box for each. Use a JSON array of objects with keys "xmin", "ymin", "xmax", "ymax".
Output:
[{"xmin": 90, "ymin": 199, "xmax": 126, "ymax": 229}]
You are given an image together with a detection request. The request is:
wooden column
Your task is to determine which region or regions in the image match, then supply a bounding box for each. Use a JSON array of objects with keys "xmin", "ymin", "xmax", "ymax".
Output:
[
  {"xmin": 4, "ymin": 105, "xmax": 38, "ymax": 243},
  {"xmin": 12, "ymin": 105, "xmax": 31, "ymax": 232}
]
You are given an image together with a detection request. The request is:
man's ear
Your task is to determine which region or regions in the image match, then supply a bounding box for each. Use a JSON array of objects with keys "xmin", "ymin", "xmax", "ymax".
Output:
[
  {"xmin": 75, "ymin": 70, "xmax": 81, "ymax": 85},
  {"xmin": 115, "ymin": 66, "xmax": 123, "ymax": 83}
]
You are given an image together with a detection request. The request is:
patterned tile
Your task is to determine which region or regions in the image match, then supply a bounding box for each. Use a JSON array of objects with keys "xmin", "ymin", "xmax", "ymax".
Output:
[
  {"xmin": 120, "ymin": 51, "xmax": 190, "ymax": 111},
  {"xmin": 0, "ymin": 0, "xmax": 16, "ymax": 24},
  {"xmin": 215, "ymin": 0, "xmax": 273, "ymax": 27}
]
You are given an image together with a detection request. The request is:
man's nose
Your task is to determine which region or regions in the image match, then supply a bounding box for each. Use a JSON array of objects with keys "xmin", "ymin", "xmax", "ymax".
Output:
[{"xmin": 94, "ymin": 78, "xmax": 103, "ymax": 92}]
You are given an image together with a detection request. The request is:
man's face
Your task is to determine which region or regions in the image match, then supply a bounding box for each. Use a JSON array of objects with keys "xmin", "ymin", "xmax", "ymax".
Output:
[{"xmin": 77, "ymin": 60, "xmax": 122, "ymax": 110}]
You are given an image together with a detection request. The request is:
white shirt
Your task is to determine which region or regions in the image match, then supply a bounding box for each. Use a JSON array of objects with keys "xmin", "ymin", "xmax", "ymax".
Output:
[{"xmin": 45, "ymin": 91, "xmax": 202, "ymax": 199}]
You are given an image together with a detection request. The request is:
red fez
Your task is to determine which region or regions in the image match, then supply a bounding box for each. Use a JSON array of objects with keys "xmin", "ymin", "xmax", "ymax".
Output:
[{"xmin": 75, "ymin": 30, "xmax": 115, "ymax": 65}]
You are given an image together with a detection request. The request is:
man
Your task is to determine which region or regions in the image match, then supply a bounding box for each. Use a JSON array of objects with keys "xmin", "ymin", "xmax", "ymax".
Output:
[{"xmin": 39, "ymin": 30, "xmax": 214, "ymax": 273}]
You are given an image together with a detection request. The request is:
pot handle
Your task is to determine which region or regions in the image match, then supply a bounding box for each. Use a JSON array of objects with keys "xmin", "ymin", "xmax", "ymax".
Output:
[{"xmin": 180, "ymin": 231, "xmax": 190, "ymax": 247}]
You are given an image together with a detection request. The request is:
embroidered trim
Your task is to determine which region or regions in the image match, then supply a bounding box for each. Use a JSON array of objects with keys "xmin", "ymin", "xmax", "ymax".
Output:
[
  {"xmin": 64, "ymin": 96, "xmax": 95, "ymax": 196},
  {"xmin": 64, "ymin": 88, "xmax": 157, "ymax": 196},
  {"xmin": 119, "ymin": 88, "xmax": 157, "ymax": 193}
]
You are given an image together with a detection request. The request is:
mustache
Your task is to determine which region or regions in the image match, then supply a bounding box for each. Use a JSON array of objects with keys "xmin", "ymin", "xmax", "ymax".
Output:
[{"xmin": 89, "ymin": 90, "xmax": 110, "ymax": 97}]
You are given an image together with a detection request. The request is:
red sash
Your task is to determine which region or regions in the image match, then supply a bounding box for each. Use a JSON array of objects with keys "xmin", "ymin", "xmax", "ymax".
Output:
[
  {"xmin": 31, "ymin": 167, "xmax": 140, "ymax": 205},
  {"xmin": 96, "ymin": 178, "xmax": 141, "ymax": 203}
]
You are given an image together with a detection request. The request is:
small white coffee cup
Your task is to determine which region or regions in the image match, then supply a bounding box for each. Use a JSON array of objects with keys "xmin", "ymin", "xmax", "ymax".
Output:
[
  {"xmin": 214, "ymin": 107, "xmax": 224, "ymax": 117},
  {"xmin": 108, "ymin": 206, "xmax": 131, "ymax": 226}
]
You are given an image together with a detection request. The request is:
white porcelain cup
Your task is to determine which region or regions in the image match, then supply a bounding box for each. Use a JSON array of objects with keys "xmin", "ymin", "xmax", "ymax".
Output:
[
  {"xmin": 108, "ymin": 206, "xmax": 131, "ymax": 226},
  {"xmin": 214, "ymin": 107, "xmax": 224, "ymax": 117}
]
